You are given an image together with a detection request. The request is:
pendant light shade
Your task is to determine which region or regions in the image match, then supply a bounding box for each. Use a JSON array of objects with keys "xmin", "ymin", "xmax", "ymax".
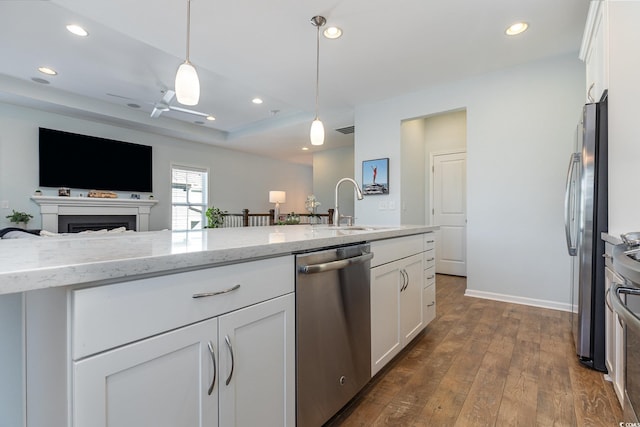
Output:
[
  {"xmin": 310, "ymin": 15, "xmax": 326, "ymax": 146},
  {"xmin": 175, "ymin": 0, "xmax": 200, "ymax": 106},
  {"xmin": 175, "ymin": 61, "xmax": 200, "ymax": 105},
  {"xmin": 310, "ymin": 118, "xmax": 325, "ymax": 146}
]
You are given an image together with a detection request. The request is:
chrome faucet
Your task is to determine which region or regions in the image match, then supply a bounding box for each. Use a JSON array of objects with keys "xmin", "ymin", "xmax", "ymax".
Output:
[{"xmin": 334, "ymin": 178, "xmax": 364, "ymax": 226}]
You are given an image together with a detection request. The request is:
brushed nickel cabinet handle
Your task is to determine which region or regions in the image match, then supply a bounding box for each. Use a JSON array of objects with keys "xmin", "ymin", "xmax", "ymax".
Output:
[
  {"xmin": 224, "ymin": 335, "xmax": 235, "ymax": 386},
  {"xmin": 427, "ymin": 275, "xmax": 435, "ymax": 280},
  {"xmin": 427, "ymin": 302, "xmax": 435, "ymax": 307},
  {"xmin": 426, "ymin": 258, "xmax": 435, "ymax": 262},
  {"xmin": 192, "ymin": 284, "xmax": 241, "ymax": 299},
  {"xmin": 207, "ymin": 341, "xmax": 216, "ymax": 396}
]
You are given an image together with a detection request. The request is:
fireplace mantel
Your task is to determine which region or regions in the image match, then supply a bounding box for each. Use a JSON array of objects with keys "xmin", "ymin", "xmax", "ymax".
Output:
[{"xmin": 31, "ymin": 196, "xmax": 158, "ymax": 232}]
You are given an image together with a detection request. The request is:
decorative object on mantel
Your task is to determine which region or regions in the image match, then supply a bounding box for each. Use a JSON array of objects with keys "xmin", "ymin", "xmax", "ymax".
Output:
[
  {"xmin": 305, "ymin": 195, "xmax": 321, "ymax": 224},
  {"xmin": 5, "ymin": 210, "xmax": 33, "ymax": 228},
  {"xmin": 205, "ymin": 206, "xmax": 227, "ymax": 228},
  {"xmin": 88, "ymin": 190, "xmax": 118, "ymax": 198},
  {"xmin": 34, "ymin": 189, "xmax": 42, "ymax": 196},
  {"xmin": 58, "ymin": 187, "xmax": 70, "ymax": 197}
]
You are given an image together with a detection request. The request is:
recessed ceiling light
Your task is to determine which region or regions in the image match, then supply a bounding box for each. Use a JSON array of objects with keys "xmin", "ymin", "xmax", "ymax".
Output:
[
  {"xmin": 323, "ymin": 26, "xmax": 342, "ymax": 39},
  {"xmin": 194, "ymin": 120, "xmax": 205, "ymax": 125},
  {"xmin": 206, "ymin": 115, "xmax": 215, "ymax": 121},
  {"xmin": 252, "ymin": 98, "xmax": 263, "ymax": 104},
  {"xmin": 302, "ymin": 147, "xmax": 309, "ymax": 151},
  {"xmin": 505, "ymin": 22, "xmax": 528, "ymax": 36},
  {"xmin": 66, "ymin": 24, "xmax": 88, "ymax": 37},
  {"xmin": 38, "ymin": 66, "xmax": 57, "ymax": 76},
  {"xmin": 127, "ymin": 103, "xmax": 141, "ymax": 109}
]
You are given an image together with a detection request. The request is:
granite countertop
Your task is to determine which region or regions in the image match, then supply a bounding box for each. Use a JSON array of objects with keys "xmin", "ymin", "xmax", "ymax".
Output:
[{"xmin": 0, "ymin": 224, "xmax": 437, "ymax": 295}]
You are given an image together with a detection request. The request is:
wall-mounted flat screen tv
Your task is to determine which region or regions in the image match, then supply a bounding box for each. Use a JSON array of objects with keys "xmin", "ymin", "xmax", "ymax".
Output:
[{"xmin": 39, "ymin": 128, "xmax": 153, "ymax": 193}]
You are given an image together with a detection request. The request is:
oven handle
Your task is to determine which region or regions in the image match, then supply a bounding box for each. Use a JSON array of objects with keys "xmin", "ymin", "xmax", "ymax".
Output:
[
  {"xmin": 298, "ymin": 252, "xmax": 373, "ymax": 274},
  {"xmin": 611, "ymin": 284, "xmax": 640, "ymax": 330}
]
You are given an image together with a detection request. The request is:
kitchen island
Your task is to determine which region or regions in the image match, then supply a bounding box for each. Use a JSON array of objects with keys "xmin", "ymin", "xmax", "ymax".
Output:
[{"xmin": 0, "ymin": 224, "xmax": 437, "ymax": 427}]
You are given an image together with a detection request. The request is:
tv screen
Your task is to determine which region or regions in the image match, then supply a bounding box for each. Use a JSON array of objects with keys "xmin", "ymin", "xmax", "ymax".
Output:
[{"xmin": 39, "ymin": 128, "xmax": 153, "ymax": 193}]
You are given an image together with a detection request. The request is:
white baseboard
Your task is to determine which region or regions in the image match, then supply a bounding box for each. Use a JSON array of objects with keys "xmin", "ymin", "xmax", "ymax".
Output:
[{"xmin": 464, "ymin": 289, "xmax": 573, "ymax": 312}]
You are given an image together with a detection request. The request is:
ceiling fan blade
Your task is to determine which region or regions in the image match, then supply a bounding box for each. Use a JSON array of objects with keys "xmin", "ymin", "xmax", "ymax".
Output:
[
  {"xmin": 150, "ymin": 107, "xmax": 164, "ymax": 118},
  {"xmin": 106, "ymin": 93, "xmax": 136, "ymax": 101},
  {"xmin": 168, "ymin": 105, "xmax": 209, "ymax": 117},
  {"xmin": 161, "ymin": 89, "xmax": 176, "ymax": 104}
]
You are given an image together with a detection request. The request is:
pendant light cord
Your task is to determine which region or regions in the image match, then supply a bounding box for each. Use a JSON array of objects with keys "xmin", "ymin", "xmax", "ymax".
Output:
[
  {"xmin": 314, "ymin": 24, "xmax": 320, "ymax": 120},
  {"xmin": 185, "ymin": 0, "xmax": 191, "ymax": 63}
]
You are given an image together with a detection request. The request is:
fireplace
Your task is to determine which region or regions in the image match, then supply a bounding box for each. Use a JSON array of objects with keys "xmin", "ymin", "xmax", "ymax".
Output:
[
  {"xmin": 31, "ymin": 196, "xmax": 158, "ymax": 233},
  {"xmin": 58, "ymin": 215, "xmax": 137, "ymax": 233}
]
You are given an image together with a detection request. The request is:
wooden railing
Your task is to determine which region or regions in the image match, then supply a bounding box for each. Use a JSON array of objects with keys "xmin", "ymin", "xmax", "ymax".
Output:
[{"xmin": 221, "ymin": 209, "xmax": 334, "ymax": 227}]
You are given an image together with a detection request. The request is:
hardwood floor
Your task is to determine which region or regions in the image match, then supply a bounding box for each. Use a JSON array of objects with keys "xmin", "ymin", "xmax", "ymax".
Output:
[{"xmin": 327, "ymin": 274, "xmax": 624, "ymax": 426}]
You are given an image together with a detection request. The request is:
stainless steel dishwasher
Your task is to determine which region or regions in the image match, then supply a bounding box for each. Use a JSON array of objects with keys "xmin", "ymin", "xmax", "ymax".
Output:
[{"xmin": 296, "ymin": 243, "xmax": 373, "ymax": 427}]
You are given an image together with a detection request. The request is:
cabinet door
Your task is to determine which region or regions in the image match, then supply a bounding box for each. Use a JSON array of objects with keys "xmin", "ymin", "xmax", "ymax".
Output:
[
  {"xmin": 371, "ymin": 260, "xmax": 402, "ymax": 376},
  {"xmin": 400, "ymin": 253, "xmax": 424, "ymax": 344},
  {"xmin": 605, "ymin": 266, "xmax": 625, "ymax": 406},
  {"xmin": 73, "ymin": 317, "xmax": 218, "ymax": 427},
  {"xmin": 218, "ymin": 293, "xmax": 295, "ymax": 427}
]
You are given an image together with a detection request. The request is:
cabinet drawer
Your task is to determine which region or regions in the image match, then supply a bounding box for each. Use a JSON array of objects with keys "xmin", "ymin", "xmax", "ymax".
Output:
[
  {"xmin": 370, "ymin": 234, "xmax": 423, "ymax": 267},
  {"xmin": 424, "ymin": 284, "xmax": 436, "ymax": 325},
  {"xmin": 423, "ymin": 233, "xmax": 435, "ymax": 251},
  {"xmin": 72, "ymin": 256, "xmax": 294, "ymax": 360},
  {"xmin": 424, "ymin": 267, "xmax": 436, "ymax": 287},
  {"xmin": 423, "ymin": 249, "xmax": 435, "ymax": 270}
]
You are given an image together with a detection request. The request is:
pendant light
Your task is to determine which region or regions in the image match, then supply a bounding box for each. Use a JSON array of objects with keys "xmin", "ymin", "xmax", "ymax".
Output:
[
  {"xmin": 310, "ymin": 15, "xmax": 326, "ymax": 146},
  {"xmin": 175, "ymin": 0, "xmax": 200, "ymax": 106}
]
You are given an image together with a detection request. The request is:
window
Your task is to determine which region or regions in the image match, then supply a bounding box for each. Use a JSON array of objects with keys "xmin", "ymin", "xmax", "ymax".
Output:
[{"xmin": 171, "ymin": 165, "xmax": 208, "ymax": 230}]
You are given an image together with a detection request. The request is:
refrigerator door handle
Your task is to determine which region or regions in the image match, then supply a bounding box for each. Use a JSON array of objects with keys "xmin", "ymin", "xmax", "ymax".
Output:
[{"xmin": 564, "ymin": 153, "xmax": 580, "ymax": 256}]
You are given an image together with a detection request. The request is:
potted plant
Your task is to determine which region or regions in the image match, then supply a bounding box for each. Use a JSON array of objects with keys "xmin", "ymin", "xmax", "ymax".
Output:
[
  {"xmin": 205, "ymin": 206, "xmax": 227, "ymax": 228},
  {"xmin": 6, "ymin": 210, "xmax": 33, "ymax": 228}
]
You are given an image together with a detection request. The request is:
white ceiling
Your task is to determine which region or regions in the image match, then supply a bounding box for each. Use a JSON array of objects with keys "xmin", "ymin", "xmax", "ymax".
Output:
[{"xmin": 0, "ymin": 0, "xmax": 588, "ymax": 165}]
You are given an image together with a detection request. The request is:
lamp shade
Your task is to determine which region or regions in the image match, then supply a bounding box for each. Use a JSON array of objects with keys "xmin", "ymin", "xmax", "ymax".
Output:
[
  {"xmin": 175, "ymin": 61, "xmax": 200, "ymax": 106},
  {"xmin": 269, "ymin": 191, "xmax": 286, "ymax": 204},
  {"xmin": 310, "ymin": 119, "xmax": 325, "ymax": 146}
]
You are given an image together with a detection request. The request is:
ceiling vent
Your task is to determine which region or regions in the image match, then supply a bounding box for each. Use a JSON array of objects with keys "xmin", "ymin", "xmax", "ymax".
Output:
[{"xmin": 335, "ymin": 125, "xmax": 354, "ymax": 135}]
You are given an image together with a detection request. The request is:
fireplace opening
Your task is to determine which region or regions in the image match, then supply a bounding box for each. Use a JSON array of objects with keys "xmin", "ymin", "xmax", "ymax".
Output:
[{"xmin": 58, "ymin": 215, "xmax": 137, "ymax": 233}]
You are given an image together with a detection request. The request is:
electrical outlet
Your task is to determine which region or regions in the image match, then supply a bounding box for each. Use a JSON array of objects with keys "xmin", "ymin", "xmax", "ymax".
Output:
[
  {"xmin": 379, "ymin": 201, "xmax": 388, "ymax": 210},
  {"xmin": 1, "ymin": 200, "xmax": 8, "ymax": 209},
  {"xmin": 388, "ymin": 201, "xmax": 395, "ymax": 210}
]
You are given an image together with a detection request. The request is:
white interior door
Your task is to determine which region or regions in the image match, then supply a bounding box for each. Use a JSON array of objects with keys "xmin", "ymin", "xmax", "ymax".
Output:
[{"xmin": 432, "ymin": 151, "xmax": 467, "ymax": 276}]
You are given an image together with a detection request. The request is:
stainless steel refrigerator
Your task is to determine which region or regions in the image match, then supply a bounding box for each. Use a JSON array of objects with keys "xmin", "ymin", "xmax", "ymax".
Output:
[{"xmin": 564, "ymin": 91, "xmax": 607, "ymax": 372}]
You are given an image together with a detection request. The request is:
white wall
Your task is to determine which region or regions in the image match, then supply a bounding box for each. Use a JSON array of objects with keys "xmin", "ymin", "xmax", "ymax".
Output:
[
  {"xmin": 355, "ymin": 54, "xmax": 585, "ymax": 307},
  {"xmin": 312, "ymin": 146, "xmax": 355, "ymax": 218},
  {"xmin": 400, "ymin": 119, "xmax": 425, "ymax": 225},
  {"xmin": 0, "ymin": 104, "xmax": 312, "ymax": 230}
]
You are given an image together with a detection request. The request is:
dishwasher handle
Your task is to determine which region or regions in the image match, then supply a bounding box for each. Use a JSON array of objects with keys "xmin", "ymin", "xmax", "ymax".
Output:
[{"xmin": 298, "ymin": 252, "xmax": 373, "ymax": 274}]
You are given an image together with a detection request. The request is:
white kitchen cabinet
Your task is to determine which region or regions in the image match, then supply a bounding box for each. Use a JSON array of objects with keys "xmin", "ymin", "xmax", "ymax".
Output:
[
  {"xmin": 218, "ymin": 294, "xmax": 295, "ymax": 427},
  {"xmin": 581, "ymin": 0, "xmax": 607, "ymax": 103},
  {"xmin": 423, "ymin": 233, "xmax": 437, "ymax": 325},
  {"xmin": 370, "ymin": 234, "xmax": 426, "ymax": 376},
  {"xmin": 73, "ymin": 294, "xmax": 294, "ymax": 427},
  {"xmin": 605, "ymin": 262, "xmax": 625, "ymax": 406},
  {"xmin": 74, "ymin": 317, "xmax": 219, "ymax": 427}
]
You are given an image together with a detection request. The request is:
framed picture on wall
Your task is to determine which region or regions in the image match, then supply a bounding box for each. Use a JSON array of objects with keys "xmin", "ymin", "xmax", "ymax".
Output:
[{"xmin": 362, "ymin": 158, "xmax": 389, "ymax": 195}]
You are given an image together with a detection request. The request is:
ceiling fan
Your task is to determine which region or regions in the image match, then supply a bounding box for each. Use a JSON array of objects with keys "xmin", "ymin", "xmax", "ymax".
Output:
[{"xmin": 107, "ymin": 90, "xmax": 213, "ymax": 120}]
